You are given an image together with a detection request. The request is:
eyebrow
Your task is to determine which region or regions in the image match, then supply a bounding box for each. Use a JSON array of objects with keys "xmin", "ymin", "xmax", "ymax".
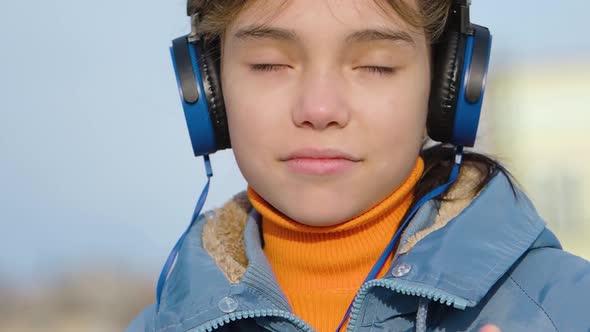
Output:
[
  {"xmin": 234, "ymin": 25, "xmax": 415, "ymax": 47},
  {"xmin": 346, "ymin": 28, "xmax": 416, "ymax": 47},
  {"xmin": 234, "ymin": 25, "xmax": 298, "ymax": 42}
]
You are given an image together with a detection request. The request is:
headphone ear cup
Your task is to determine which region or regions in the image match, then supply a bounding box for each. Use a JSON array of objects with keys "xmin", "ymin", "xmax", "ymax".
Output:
[
  {"xmin": 170, "ymin": 35, "xmax": 231, "ymax": 156},
  {"xmin": 171, "ymin": 36, "xmax": 217, "ymax": 156},
  {"xmin": 427, "ymin": 30, "xmax": 466, "ymax": 144},
  {"xmin": 196, "ymin": 38, "xmax": 231, "ymax": 151}
]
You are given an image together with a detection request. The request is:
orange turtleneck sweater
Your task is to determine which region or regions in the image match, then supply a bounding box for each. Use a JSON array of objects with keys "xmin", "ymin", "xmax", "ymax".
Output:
[{"xmin": 246, "ymin": 157, "xmax": 424, "ymax": 331}]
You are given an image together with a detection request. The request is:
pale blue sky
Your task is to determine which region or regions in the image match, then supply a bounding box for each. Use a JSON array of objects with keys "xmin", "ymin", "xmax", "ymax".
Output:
[{"xmin": 1, "ymin": 0, "xmax": 589, "ymax": 284}]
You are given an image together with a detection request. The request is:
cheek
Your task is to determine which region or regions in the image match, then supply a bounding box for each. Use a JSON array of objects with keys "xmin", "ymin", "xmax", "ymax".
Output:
[
  {"xmin": 224, "ymin": 93, "xmax": 287, "ymax": 155},
  {"xmin": 223, "ymin": 73, "xmax": 302, "ymax": 156},
  {"xmin": 221, "ymin": 70, "xmax": 290, "ymax": 185},
  {"xmin": 223, "ymin": 68, "xmax": 266, "ymax": 147},
  {"xmin": 224, "ymin": 98, "xmax": 270, "ymax": 193},
  {"xmin": 361, "ymin": 81, "xmax": 429, "ymax": 146}
]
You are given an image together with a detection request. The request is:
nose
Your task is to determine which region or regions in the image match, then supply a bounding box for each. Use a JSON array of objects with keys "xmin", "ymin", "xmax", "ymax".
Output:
[{"xmin": 292, "ymin": 67, "xmax": 351, "ymax": 130}]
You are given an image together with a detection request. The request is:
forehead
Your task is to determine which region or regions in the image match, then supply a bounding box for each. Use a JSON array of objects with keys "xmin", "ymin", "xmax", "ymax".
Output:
[{"xmin": 225, "ymin": 0, "xmax": 423, "ymax": 41}]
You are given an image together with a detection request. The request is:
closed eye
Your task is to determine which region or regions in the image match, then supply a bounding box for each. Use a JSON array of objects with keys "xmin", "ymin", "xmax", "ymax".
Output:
[
  {"xmin": 356, "ymin": 66, "xmax": 396, "ymax": 75},
  {"xmin": 250, "ymin": 64, "xmax": 291, "ymax": 72}
]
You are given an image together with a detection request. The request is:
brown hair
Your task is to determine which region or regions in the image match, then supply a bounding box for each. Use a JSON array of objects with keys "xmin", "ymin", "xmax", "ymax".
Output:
[{"xmin": 188, "ymin": 0, "xmax": 454, "ymax": 44}]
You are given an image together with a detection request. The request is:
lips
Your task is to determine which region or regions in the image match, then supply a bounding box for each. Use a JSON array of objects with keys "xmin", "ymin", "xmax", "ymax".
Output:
[
  {"xmin": 282, "ymin": 148, "xmax": 361, "ymax": 162},
  {"xmin": 282, "ymin": 148, "xmax": 361, "ymax": 175}
]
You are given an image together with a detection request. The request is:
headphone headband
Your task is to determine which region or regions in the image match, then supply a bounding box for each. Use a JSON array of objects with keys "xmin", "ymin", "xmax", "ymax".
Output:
[{"xmin": 451, "ymin": 0, "xmax": 475, "ymax": 35}]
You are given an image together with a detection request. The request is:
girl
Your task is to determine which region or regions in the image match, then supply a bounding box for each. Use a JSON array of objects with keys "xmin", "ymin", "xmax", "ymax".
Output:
[{"xmin": 128, "ymin": 0, "xmax": 590, "ymax": 331}]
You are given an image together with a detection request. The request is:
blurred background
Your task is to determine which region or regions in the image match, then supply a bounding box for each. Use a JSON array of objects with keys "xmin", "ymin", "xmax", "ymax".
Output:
[{"xmin": 1, "ymin": 0, "xmax": 589, "ymax": 330}]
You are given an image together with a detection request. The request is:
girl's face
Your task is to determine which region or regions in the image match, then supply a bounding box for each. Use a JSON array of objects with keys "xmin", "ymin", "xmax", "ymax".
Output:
[{"xmin": 221, "ymin": 0, "xmax": 431, "ymax": 226}]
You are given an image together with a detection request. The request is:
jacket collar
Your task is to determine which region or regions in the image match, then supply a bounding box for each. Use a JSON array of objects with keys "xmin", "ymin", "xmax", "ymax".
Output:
[{"xmin": 388, "ymin": 171, "xmax": 558, "ymax": 308}]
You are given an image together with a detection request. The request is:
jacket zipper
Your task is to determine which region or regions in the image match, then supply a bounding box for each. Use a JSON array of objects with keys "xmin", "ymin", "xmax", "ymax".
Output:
[
  {"xmin": 185, "ymin": 280, "xmax": 472, "ymax": 332},
  {"xmin": 185, "ymin": 308, "xmax": 314, "ymax": 332},
  {"xmin": 346, "ymin": 278, "xmax": 474, "ymax": 332}
]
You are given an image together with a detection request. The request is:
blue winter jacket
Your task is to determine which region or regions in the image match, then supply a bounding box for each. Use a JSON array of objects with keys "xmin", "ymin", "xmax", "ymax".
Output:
[{"xmin": 126, "ymin": 166, "xmax": 590, "ymax": 331}]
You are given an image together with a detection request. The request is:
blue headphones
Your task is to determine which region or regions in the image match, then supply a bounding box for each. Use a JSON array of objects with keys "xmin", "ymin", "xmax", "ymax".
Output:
[{"xmin": 170, "ymin": 0, "xmax": 492, "ymax": 153}]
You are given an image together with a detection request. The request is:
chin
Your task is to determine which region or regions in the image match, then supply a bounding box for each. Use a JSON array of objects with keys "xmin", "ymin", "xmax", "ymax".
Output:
[
  {"xmin": 281, "ymin": 200, "xmax": 360, "ymax": 227},
  {"xmin": 264, "ymin": 180, "xmax": 366, "ymax": 226}
]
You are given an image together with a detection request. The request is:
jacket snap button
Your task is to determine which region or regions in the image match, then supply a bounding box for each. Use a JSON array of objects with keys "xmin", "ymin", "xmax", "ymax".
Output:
[
  {"xmin": 392, "ymin": 263, "xmax": 412, "ymax": 277},
  {"xmin": 218, "ymin": 296, "xmax": 239, "ymax": 313}
]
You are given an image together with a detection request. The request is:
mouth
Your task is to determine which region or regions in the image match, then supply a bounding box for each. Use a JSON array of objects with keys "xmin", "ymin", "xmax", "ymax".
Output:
[
  {"xmin": 281, "ymin": 148, "xmax": 361, "ymax": 176},
  {"xmin": 281, "ymin": 148, "xmax": 362, "ymax": 162}
]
